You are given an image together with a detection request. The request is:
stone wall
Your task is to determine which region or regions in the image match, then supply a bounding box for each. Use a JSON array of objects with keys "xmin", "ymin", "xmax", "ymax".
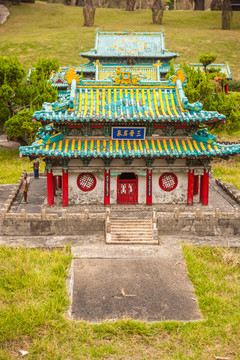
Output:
[
  {"xmin": 1, "ymin": 210, "xmax": 105, "ymax": 237},
  {"xmin": 67, "ymin": 158, "xmax": 189, "ymax": 205}
]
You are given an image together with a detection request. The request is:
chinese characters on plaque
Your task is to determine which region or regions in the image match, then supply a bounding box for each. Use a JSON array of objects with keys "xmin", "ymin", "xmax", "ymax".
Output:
[{"xmin": 112, "ymin": 127, "xmax": 145, "ymax": 140}]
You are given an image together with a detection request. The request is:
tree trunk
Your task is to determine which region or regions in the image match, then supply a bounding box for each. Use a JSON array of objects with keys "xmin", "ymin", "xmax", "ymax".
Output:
[
  {"xmin": 152, "ymin": 0, "xmax": 164, "ymax": 24},
  {"xmin": 126, "ymin": 0, "xmax": 137, "ymax": 11},
  {"xmin": 75, "ymin": 0, "xmax": 84, "ymax": 5},
  {"xmin": 83, "ymin": 0, "xmax": 96, "ymax": 26},
  {"xmin": 194, "ymin": 0, "xmax": 205, "ymax": 10},
  {"xmin": 222, "ymin": 0, "xmax": 232, "ymax": 29},
  {"xmin": 210, "ymin": 0, "xmax": 222, "ymax": 10}
]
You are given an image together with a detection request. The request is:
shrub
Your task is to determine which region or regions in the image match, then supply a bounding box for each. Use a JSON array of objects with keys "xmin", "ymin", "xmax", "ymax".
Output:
[{"xmin": 228, "ymin": 80, "xmax": 240, "ymax": 93}]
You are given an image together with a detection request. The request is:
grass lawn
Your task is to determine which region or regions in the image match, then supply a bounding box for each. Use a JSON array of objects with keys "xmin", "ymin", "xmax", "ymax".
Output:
[
  {"xmin": 0, "ymin": 245, "xmax": 239, "ymax": 359},
  {"xmin": 0, "ymin": 148, "xmax": 44, "ymax": 184},
  {"xmin": 0, "ymin": 3, "xmax": 240, "ymax": 79}
]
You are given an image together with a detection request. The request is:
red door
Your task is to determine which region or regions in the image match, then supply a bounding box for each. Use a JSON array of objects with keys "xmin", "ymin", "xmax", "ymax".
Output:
[{"xmin": 117, "ymin": 179, "xmax": 137, "ymax": 204}]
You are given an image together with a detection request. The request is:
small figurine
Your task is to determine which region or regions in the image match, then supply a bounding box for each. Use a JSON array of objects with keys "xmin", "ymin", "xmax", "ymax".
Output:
[
  {"xmin": 22, "ymin": 175, "xmax": 28, "ymax": 204},
  {"xmin": 33, "ymin": 159, "xmax": 39, "ymax": 179}
]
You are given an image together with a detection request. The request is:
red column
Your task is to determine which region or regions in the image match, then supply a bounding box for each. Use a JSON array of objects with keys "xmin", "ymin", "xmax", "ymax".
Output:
[
  {"xmin": 47, "ymin": 169, "xmax": 54, "ymax": 206},
  {"xmin": 225, "ymin": 83, "xmax": 228, "ymax": 95},
  {"xmin": 53, "ymin": 176, "xmax": 57, "ymax": 194},
  {"xmin": 58, "ymin": 176, "xmax": 62, "ymax": 189},
  {"xmin": 187, "ymin": 169, "xmax": 194, "ymax": 206},
  {"xmin": 146, "ymin": 169, "xmax": 152, "ymax": 205},
  {"xmin": 62, "ymin": 169, "xmax": 68, "ymax": 207},
  {"xmin": 202, "ymin": 169, "xmax": 209, "ymax": 206},
  {"xmin": 194, "ymin": 175, "xmax": 199, "ymax": 195},
  {"xmin": 200, "ymin": 175, "xmax": 204, "ymax": 202},
  {"xmin": 104, "ymin": 169, "xmax": 110, "ymax": 206}
]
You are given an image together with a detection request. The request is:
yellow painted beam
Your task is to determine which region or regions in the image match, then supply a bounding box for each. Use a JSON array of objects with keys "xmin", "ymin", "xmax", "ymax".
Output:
[
  {"xmin": 83, "ymin": 92, "xmax": 88, "ymax": 117},
  {"xmin": 71, "ymin": 139, "xmax": 75, "ymax": 151},
  {"xmin": 77, "ymin": 92, "xmax": 82, "ymax": 116},
  {"xmin": 108, "ymin": 89, "xmax": 111, "ymax": 116},
  {"xmin": 102, "ymin": 89, "xmax": 105, "ymax": 117},
  {"xmin": 97, "ymin": 139, "xmax": 100, "ymax": 152},
  {"xmin": 169, "ymin": 138, "xmax": 174, "ymax": 151},
  {"xmin": 151, "ymin": 139, "xmax": 156, "ymax": 152},
  {"xmin": 163, "ymin": 139, "xmax": 168, "ymax": 152},
  {"xmin": 90, "ymin": 89, "xmax": 94, "ymax": 116},
  {"xmin": 193, "ymin": 140, "xmax": 200, "ymax": 152},
  {"xmin": 145, "ymin": 139, "xmax": 149, "ymax": 151},
  {"xmin": 187, "ymin": 139, "xmax": 194, "ymax": 152},
  {"xmin": 64, "ymin": 140, "xmax": 69, "ymax": 152},
  {"xmin": 121, "ymin": 140, "xmax": 125, "ymax": 152},
  {"xmin": 59, "ymin": 140, "xmax": 62, "ymax": 151},
  {"xmin": 181, "ymin": 139, "xmax": 187, "ymax": 152},
  {"xmin": 156, "ymin": 139, "xmax": 162, "ymax": 152},
  {"xmin": 175, "ymin": 139, "xmax": 181, "ymax": 153},
  {"xmin": 200, "ymin": 142, "xmax": 206, "ymax": 151},
  {"xmin": 116, "ymin": 139, "xmax": 119, "ymax": 152},
  {"xmin": 90, "ymin": 139, "xmax": 94, "ymax": 152},
  {"xmin": 165, "ymin": 93, "xmax": 173, "ymax": 117},
  {"xmin": 78, "ymin": 139, "xmax": 81, "ymax": 151},
  {"xmin": 133, "ymin": 140, "xmax": 137, "ymax": 152},
  {"xmin": 170, "ymin": 93, "xmax": 179, "ymax": 116},
  {"xmin": 147, "ymin": 89, "xmax": 154, "ymax": 117},
  {"xmin": 96, "ymin": 89, "xmax": 99, "ymax": 116},
  {"xmin": 84, "ymin": 140, "xmax": 88, "ymax": 152},
  {"xmin": 159, "ymin": 89, "xmax": 167, "ymax": 116}
]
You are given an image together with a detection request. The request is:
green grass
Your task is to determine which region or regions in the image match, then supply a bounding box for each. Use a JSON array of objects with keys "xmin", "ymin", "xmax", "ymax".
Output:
[
  {"xmin": 212, "ymin": 157, "xmax": 240, "ymax": 190},
  {"xmin": 0, "ymin": 148, "xmax": 44, "ymax": 184},
  {"xmin": 0, "ymin": 245, "xmax": 239, "ymax": 359},
  {"xmin": 0, "ymin": 3, "xmax": 240, "ymax": 79}
]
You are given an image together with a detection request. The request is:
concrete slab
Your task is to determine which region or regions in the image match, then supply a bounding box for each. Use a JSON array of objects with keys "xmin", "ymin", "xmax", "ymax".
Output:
[{"xmin": 71, "ymin": 239, "xmax": 202, "ymax": 322}]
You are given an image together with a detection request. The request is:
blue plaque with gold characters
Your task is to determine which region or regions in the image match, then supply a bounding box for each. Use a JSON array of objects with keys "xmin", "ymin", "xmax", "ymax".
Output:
[{"xmin": 112, "ymin": 127, "xmax": 145, "ymax": 140}]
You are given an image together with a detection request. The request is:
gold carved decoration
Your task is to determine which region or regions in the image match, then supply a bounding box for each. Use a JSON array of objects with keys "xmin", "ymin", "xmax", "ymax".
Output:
[
  {"xmin": 171, "ymin": 69, "xmax": 186, "ymax": 85},
  {"xmin": 112, "ymin": 67, "xmax": 140, "ymax": 85},
  {"xmin": 65, "ymin": 68, "xmax": 80, "ymax": 85},
  {"xmin": 153, "ymin": 60, "xmax": 162, "ymax": 68}
]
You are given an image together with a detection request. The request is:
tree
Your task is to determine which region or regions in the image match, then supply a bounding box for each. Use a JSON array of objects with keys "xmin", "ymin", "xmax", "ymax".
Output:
[
  {"xmin": 191, "ymin": 0, "xmax": 205, "ymax": 10},
  {"xmin": 0, "ymin": 57, "xmax": 58, "ymax": 141},
  {"xmin": 222, "ymin": 0, "xmax": 233, "ymax": 29},
  {"xmin": 152, "ymin": 0, "xmax": 164, "ymax": 24},
  {"xmin": 83, "ymin": 0, "xmax": 96, "ymax": 26},
  {"xmin": 4, "ymin": 110, "xmax": 41, "ymax": 145},
  {"xmin": 126, "ymin": 0, "xmax": 137, "ymax": 11},
  {"xmin": 198, "ymin": 53, "xmax": 217, "ymax": 73},
  {"xmin": 210, "ymin": 0, "xmax": 222, "ymax": 10}
]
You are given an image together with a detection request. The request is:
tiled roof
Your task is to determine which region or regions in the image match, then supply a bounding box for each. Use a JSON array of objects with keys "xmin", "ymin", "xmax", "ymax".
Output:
[
  {"xmin": 33, "ymin": 85, "xmax": 225, "ymax": 125},
  {"xmin": 19, "ymin": 137, "xmax": 240, "ymax": 159},
  {"xmin": 80, "ymin": 29, "xmax": 178, "ymax": 59},
  {"xmin": 190, "ymin": 63, "xmax": 232, "ymax": 80}
]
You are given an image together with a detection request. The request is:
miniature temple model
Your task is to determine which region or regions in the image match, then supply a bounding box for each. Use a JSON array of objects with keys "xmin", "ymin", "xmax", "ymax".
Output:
[{"xmin": 20, "ymin": 30, "xmax": 240, "ymax": 207}]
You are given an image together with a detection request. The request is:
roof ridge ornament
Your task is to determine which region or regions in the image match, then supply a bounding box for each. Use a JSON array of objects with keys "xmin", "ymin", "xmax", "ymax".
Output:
[
  {"xmin": 170, "ymin": 68, "xmax": 187, "ymax": 86},
  {"xmin": 112, "ymin": 67, "xmax": 141, "ymax": 86},
  {"xmin": 65, "ymin": 68, "xmax": 80, "ymax": 85}
]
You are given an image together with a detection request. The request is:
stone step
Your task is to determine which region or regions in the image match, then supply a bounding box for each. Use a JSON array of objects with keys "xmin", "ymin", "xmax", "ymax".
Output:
[{"xmin": 110, "ymin": 226, "xmax": 152, "ymax": 230}]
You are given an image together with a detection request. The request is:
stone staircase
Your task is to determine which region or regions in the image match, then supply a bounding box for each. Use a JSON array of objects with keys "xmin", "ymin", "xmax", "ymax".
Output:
[{"xmin": 106, "ymin": 212, "xmax": 158, "ymax": 244}]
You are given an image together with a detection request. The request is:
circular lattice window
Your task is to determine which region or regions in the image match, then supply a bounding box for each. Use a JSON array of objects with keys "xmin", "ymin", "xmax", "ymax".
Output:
[
  {"xmin": 159, "ymin": 173, "xmax": 178, "ymax": 192},
  {"xmin": 77, "ymin": 173, "xmax": 96, "ymax": 192}
]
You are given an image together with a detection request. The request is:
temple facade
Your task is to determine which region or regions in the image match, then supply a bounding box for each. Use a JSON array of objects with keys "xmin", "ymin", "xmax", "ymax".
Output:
[{"xmin": 20, "ymin": 30, "xmax": 240, "ymax": 207}]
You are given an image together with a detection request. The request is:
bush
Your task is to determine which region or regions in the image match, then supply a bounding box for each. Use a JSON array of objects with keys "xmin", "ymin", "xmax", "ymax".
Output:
[
  {"xmin": 4, "ymin": 109, "xmax": 41, "ymax": 145},
  {"xmin": 0, "ymin": 56, "xmax": 58, "ymax": 141},
  {"xmin": 228, "ymin": 80, "xmax": 240, "ymax": 93},
  {"xmin": 167, "ymin": 62, "xmax": 240, "ymax": 134}
]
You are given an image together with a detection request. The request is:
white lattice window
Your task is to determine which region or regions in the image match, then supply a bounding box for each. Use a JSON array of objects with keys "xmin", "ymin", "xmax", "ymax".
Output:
[
  {"xmin": 159, "ymin": 173, "xmax": 178, "ymax": 192},
  {"xmin": 77, "ymin": 173, "xmax": 96, "ymax": 192}
]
